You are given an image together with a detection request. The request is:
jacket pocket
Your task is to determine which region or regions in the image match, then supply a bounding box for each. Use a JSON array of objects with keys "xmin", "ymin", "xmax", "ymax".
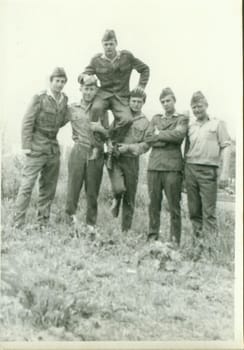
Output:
[
  {"xmin": 132, "ymin": 125, "xmax": 145, "ymax": 141},
  {"xmin": 38, "ymin": 114, "xmax": 56, "ymax": 128},
  {"xmin": 206, "ymin": 129, "xmax": 217, "ymax": 140}
]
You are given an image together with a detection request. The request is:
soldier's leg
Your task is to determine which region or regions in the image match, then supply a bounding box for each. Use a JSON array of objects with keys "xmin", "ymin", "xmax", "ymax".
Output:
[
  {"xmin": 120, "ymin": 157, "xmax": 139, "ymax": 232},
  {"xmin": 37, "ymin": 153, "xmax": 60, "ymax": 223},
  {"xmin": 107, "ymin": 159, "xmax": 125, "ymax": 218},
  {"xmin": 89, "ymin": 96, "xmax": 110, "ymax": 159},
  {"xmin": 147, "ymin": 170, "xmax": 163, "ymax": 240},
  {"xmin": 199, "ymin": 166, "xmax": 218, "ymax": 234},
  {"xmin": 14, "ymin": 154, "xmax": 46, "ymax": 226},
  {"xmin": 185, "ymin": 164, "xmax": 203, "ymax": 238},
  {"xmin": 65, "ymin": 144, "xmax": 87, "ymax": 217},
  {"xmin": 85, "ymin": 155, "xmax": 104, "ymax": 226},
  {"xmin": 107, "ymin": 159, "xmax": 126, "ymax": 195},
  {"xmin": 90, "ymin": 96, "xmax": 110, "ymax": 122},
  {"xmin": 164, "ymin": 171, "xmax": 182, "ymax": 245},
  {"xmin": 109, "ymin": 96, "xmax": 133, "ymax": 142}
]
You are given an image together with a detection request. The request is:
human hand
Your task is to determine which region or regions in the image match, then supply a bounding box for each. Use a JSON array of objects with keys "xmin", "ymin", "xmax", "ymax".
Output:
[
  {"xmin": 218, "ymin": 174, "xmax": 229, "ymax": 189},
  {"xmin": 133, "ymin": 86, "xmax": 145, "ymax": 94},
  {"xmin": 90, "ymin": 121, "xmax": 102, "ymax": 132},
  {"xmin": 117, "ymin": 143, "xmax": 129, "ymax": 154},
  {"xmin": 154, "ymin": 125, "xmax": 160, "ymax": 135}
]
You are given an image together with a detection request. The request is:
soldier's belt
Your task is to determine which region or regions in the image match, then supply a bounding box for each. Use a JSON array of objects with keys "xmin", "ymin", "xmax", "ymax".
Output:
[{"xmin": 36, "ymin": 128, "xmax": 57, "ymax": 140}]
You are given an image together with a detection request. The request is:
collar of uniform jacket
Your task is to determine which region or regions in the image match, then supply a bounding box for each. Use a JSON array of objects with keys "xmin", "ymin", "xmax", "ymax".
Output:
[
  {"xmin": 101, "ymin": 51, "xmax": 121, "ymax": 63},
  {"xmin": 193, "ymin": 115, "xmax": 210, "ymax": 127},
  {"xmin": 74, "ymin": 99, "xmax": 92, "ymax": 113},
  {"xmin": 160, "ymin": 111, "xmax": 180, "ymax": 119},
  {"xmin": 47, "ymin": 89, "xmax": 64, "ymax": 104}
]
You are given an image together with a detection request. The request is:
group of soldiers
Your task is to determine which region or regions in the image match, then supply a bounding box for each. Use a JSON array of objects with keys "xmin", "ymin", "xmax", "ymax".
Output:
[{"xmin": 14, "ymin": 30, "xmax": 231, "ymax": 250}]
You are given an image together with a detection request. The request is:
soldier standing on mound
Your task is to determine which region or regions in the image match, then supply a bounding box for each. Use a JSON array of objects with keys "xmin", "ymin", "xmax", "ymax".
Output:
[{"xmin": 14, "ymin": 67, "xmax": 69, "ymax": 228}]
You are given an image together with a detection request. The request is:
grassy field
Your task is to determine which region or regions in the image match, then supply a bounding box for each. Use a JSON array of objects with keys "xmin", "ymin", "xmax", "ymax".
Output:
[{"xmin": 0, "ymin": 152, "xmax": 235, "ymax": 341}]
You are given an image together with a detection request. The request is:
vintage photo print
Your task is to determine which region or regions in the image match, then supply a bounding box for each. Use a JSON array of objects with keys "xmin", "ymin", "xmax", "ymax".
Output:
[{"xmin": 0, "ymin": 0, "xmax": 243, "ymax": 349}]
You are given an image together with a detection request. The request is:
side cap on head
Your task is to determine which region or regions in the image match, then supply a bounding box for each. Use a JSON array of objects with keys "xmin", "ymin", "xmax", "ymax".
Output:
[
  {"xmin": 50, "ymin": 67, "xmax": 68, "ymax": 82},
  {"xmin": 78, "ymin": 74, "xmax": 98, "ymax": 86},
  {"xmin": 190, "ymin": 91, "xmax": 208, "ymax": 106},
  {"xmin": 159, "ymin": 87, "xmax": 176, "ymax": 102},
  {"xmin": 102, "ymin": 29, "xmax": 117, "ymax": 42}
]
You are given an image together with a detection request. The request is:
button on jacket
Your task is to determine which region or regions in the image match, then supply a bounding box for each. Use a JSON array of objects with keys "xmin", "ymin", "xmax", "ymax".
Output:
[
  {"xmin": 22, "ymin": 91, "xmax": 69, "ymax": 154},
  {"xmin": 84, "ymin": 50, "xmax": 150, "ymax": 99},
  {"xmin": 145, "ymin": 113, "xmax": 189, "ymax": 171}
]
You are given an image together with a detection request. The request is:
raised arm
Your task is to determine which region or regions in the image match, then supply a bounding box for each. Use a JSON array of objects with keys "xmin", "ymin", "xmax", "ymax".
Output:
[{"xmin": 131, "ymin": 54, "xmax": 150, "ymax": 89}]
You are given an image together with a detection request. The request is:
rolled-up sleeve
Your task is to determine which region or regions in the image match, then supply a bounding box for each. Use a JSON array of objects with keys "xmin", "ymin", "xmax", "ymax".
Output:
[{"xmin": 217, "ymin": 120, "xmax": 231, "ymax": 148}]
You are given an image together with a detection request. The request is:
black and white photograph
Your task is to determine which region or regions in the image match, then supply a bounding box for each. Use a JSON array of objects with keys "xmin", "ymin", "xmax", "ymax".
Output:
[{"xmin": 0, "ymin": 0, "xmax": 243, "ymax": 349}]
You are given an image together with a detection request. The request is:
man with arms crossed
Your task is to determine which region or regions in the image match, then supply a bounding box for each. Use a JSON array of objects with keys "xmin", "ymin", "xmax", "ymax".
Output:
[{"xmin": 145, "ymin": 87, "xmax": 189, "ymax": 246}]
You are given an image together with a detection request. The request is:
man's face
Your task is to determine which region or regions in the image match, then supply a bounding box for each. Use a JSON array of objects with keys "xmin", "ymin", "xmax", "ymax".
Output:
[
  {"xmin": 191, "ymin": 101, "xmax": 208, "ymax": 120},
  {"xmin": 50, "ymin": 77, "xmax": 66, "ymax": 93},
  {"xmin": 102, "ymin": 39, "xmax": 117, "ymax": 57},
  {"xmin": 129, "ymin": 97, "xmax": 144, "ymax": 114},
  {"xmin": 81, "ymin": 85, "xmax": 97, "ymax": 103},
  {"xmin": 160, "ymin": 95, "xmax": 175, "ymax": 114}
]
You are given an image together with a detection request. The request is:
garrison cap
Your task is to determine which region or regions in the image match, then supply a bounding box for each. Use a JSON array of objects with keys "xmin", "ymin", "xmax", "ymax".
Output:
[
  {"xmin": 190, "ymin": 91, "xmax": 208, "ymax": 105},
  {"xmin": 102, "ymin": 29, "xmax": 117, "ymax": 42},
  {"xmin": 159, "ymin": 87, "xmax": 176, "ymax": 102},
  {"xmin": 78, "ymin": 74, "xmax": 98, "ymax": 86},
  {"xmin": 50, "ymin": 67, "xmax": 68, "ymax": 82}
]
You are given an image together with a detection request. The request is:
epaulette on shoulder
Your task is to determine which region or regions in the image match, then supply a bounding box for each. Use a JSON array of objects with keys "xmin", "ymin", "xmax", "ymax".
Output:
[
  {"xmin": 37, "ymin": 90, "xmax": 47, "ymax": 96},
  {"xmin": 62, "ymin": 92, "xmax": 68, "ymax": 100},
  {"xmin": 120, "ymin": 49, "xmax": 132, "ymax": 56},
  {"xmin": 70, "ymin": 102, "xmax": 79, "ymax": 107},
  {"xmin": 209, "ymin": 118, "xmax": 219, "ymax": 127},
  {"xmin": 92, "ymin": 53, "xmax": 103, "ymax": 60},
  {"xmin": 140, "ymin": 117, "xmax": 150, "ymax": 128},
  {"xmin": 153, "ymin": 113, "xmax": 163, "ymax": 119},
  {"xmin": 179, "ymin": 113, "xmax": 190, "ymax": 121}
]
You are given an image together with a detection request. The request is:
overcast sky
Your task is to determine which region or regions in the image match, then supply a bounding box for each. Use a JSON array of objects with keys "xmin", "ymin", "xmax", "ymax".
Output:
[{"xmin": 1, "ymin": 0, "xmax": 242, "ymax": 150}]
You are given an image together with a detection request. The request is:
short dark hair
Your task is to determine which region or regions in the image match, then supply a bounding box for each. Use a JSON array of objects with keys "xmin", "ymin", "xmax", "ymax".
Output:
[{"xmin": 129, "ymin": 88, "xmax": 147, "ymax": 103}]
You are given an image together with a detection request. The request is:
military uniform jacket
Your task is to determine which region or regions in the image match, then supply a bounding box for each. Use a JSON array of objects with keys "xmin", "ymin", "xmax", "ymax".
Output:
[
  {"xmin": 22, "ymin": 91, "xmax": 69, "ymax": 155},
  {"xmin": 118, "ymin": 113, "xmax": 150, "ymax": 157},
  {"xmin": 145, "ymin": 112, "xmax": 189, "ymax": 171},
  {"xmin": 68, "ymin": 100, "xmax": 109, "ymax": 151},
  {"xmin": 84, "ymin": 50, "xmax": 150, "ymax": 99}
]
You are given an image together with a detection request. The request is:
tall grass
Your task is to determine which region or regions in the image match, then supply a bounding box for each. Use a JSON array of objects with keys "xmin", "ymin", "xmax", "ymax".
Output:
[{"xmin": 0, "ymin": 148, "xmax": 235, "ymax": 340}]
